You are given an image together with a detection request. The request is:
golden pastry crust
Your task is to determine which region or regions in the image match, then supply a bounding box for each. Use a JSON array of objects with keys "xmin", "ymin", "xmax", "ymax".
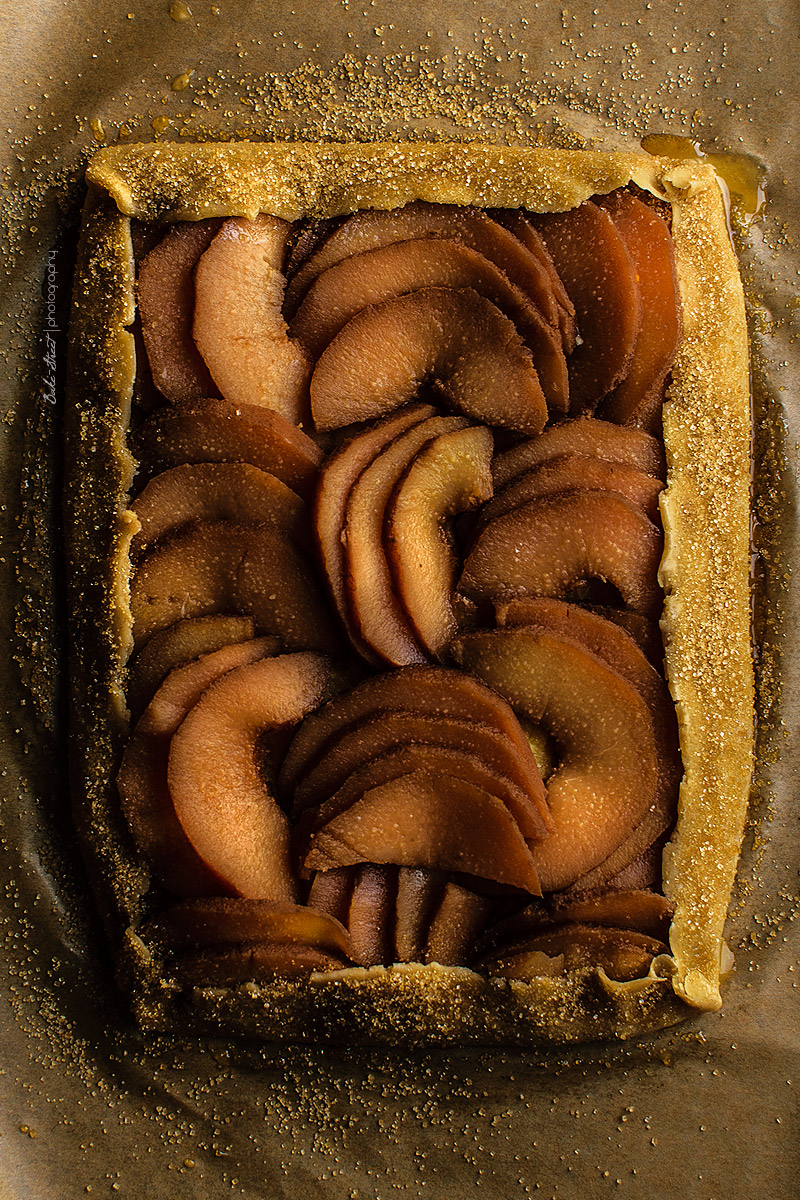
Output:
[{"xmin": 66, "ymin": 143, "xmax": 753, "ymax": 1042}]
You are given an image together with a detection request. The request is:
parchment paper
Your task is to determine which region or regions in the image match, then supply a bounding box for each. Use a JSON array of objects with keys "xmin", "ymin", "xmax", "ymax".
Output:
[{"xmin": 1, "ymin": 2, "xmax": 798, "ymax": 1197}]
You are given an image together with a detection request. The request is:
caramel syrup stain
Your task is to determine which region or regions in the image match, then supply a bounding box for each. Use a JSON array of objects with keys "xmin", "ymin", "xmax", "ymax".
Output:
[{"xmin": 642, "ymin": 134, "xmax": 766, "ymax": 227}]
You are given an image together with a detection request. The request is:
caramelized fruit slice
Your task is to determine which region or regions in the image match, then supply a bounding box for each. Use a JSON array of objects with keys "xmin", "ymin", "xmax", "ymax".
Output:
[
  {"xmin": 130, "ymin": 520, "xmax": 339, "ymax": 651},
  {"xmin": 193, "ymin": 215, "xmax": 310, "ymax": 422},
  {"xmin": 314, "ymin": 403, "xmax": 436, "ymax": 643},
  {"xmin": 385, "ymin": 424, "xmax": 494, "ymax": 655},
  {"xmin": 492, "ymin": 415, "xmax": 665, "ymax": 489},
  {"xmin": 476, "ymin": 923, "xmax": 667, "ymax": 982},
  {"xmin": 597, "ymin": 190, "xmax": 681, "ymax": 428},
  {"xmin": 304, "ymin": 770, "xmax": 541, "ymax": 894},
  {"xmin": 549, "ymin": 888, "xmax": 673, "ymax": 942},
  {"xmin": 395, "ymin": 868, "xmax": 444, "ymax": 962},
  {"xmin": 458, "ymin": 490, "xmax": 664, "ymax": 618},
  {"xmin": 290, "ymin": 238, "xmax": 568, "ymax": 414},
  {"xmin": 126, "ymin": 614, "xmax": 257, "ymax": 718},
  {"xmin": 343, "ymin": 414, "xmax": 468, "ymax": 665},
  {"xmin": 285, "ymin": 201, "xmax": 563, "ymax": 327},
  {"xmin": 495, "ymin": 597, "xmax": 680, "ymax": 884},
  {"xmin": 424, "ymin": 883, "xmax": 493, "ymax": 966},
  {"xmin": 137, "ymin": 220, "xmax": 221, "ymax": 403},
  {"xmin": 307, "ymin": 866, "xmax": 356, "ymax": 925},
  {"xmin": 534, "ymin": 201, "xmax": 642, "ymax": 412},
  {"xmin": 477, "ymin": 453, "xmax": 663, "ymax": 530},
  {"xmin": 173, "ymin": 941, "xmax": 349, "ymax": 984},
  {"xmin": 311, "ymin": 287, "xmax": 548, "ymax": 437},
  {"xmin": 450, "ymin": 628, "xmax": 658, "ymax": 891},
  {"xmin": 280, "ymin": 665, "xmax": 549, "ymax": 821},
  {"xmin": 298, "ymin": 740, "xmax": 547, "ymax": 843},
  {"xmin": 117, "ymin": 637, "xmax": 277, "ymax": 895},
  {"xmin": 292, "ymin": 710, "xmax": 548, "ymax": 836},
  {"xmin": 168, "ymin": 652, "xmax": 329, "ymax": 900},
  {"xmin": 147, "ymin": 897, "xmax": 352, "ymax": 958},
  {"xmin": 131, "ymin": 398, "xmax": 322, "ymax": 500},
  {"xmin": 348, "ymin": 864, "xmax": 396, "ymax": 966},
  {"xmin": 130, "ymin": 462, "xmax": 307, "ymax": 556},
  {"xmin": 489, "ymin": 209, "xmax": 576, "ymax": 350}
]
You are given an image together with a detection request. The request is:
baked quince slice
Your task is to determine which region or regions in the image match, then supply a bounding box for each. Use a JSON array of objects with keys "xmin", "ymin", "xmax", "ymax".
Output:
[
  {"xmin": 290, "ymin": 238, "xmax": 568, "ymax": 414},
  {"xmin": 306, "ymin": 865, "xmax": 356, "ymax": 925},
  {"xmin": 126, "ymin": 614, "xmax": 258, "ymax": 718},
  {"xmin": 477, "ymin": 452, "xmax": 663, "ymax": 530},
  {"xmin": 424, "ymin": 882, "xmax": 493, "ymax": 966},
  {"xmin": 314, "ymin": 403, "xmax": 436, "ymax": 647},
  {"xmin": 489, "ymin": 209, "xmax": 576, "ymax": 350},
  {"xmin": 136, "ymin": 219, "xmax": 222, "ymax": 403},
  {"xmin": 310, "ymin": 287, "xmax": 548, "ymax": 437},
  {"xmin": 117, "ymin": 636, "xmax": 277, "ymax": 895},
  {"xmin": 131, "ymin": 398, "xmax": 322, "ymax": 501},
  {"xmin": 303, "ymin": 770, "xmax": 541, "ymax": 894},
  {"xmin": 284, "ymin": 200, "xmax": 565, "ymax": 327},
  {"xmin": 130, "ymin": 520, "xmax": 339, "ymax": 652},
  {"xmin": 394, "ymin": 868, "xmax": 444, "ymax": 963},
  {"xmin": 597, "ymin": 190, "xmax": 681, "ymax": 429},
  {"xmin": 450, "ymin": 628, "xmax": 658, "ymax": 891},
  {"xmin": 130, "ymin": 462, "xmax": 308, "ymax": 557},
  {"xmin": 385, "ymin": 423, "xmax": 494, "ymax": 656},
  {"xmin": 347, "ymin": 864, "xmax": 396, "ymax": 966},
  {"xmin": 192, "ymin": 215, "xmax": 311, "ymax": 423},
  {"xmin": 534, "ymin": 200, "xmax": 642, "ymax": 412},
  {"xmin": 343, "ymin": 413, "xmax": 469, "ymax": 665},
  {"xmin": 476, "ymin": 922, "xmax": 668, "ymax": 982},
  {"xmin": 280, "ymin": 666, "xmax": 550, "ymax": 829},
  {"xmin": 492, "ymin": 415, "xmax": 665, "ymax": 489},
  {"xmin": 168, "ymin": 652, "xmax": 329, "ymax": 901},
  {"xmin": 146, "ymin": 896, "xmax": 352, "ymax": 958},
  {"xmin": 458, "ymin": 490, "xmax": 663, "ymax": 618}
]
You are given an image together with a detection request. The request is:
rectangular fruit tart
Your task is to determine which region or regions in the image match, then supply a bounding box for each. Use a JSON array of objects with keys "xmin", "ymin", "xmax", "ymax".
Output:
[{"xmin": 64, "ymin": 142, "xmax": 753, "ymax": 1044}]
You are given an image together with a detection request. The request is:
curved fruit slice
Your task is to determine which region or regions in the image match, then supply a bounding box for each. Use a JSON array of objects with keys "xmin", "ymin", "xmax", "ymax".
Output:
[
  {"xmin": 126, "ymin": 614, "xmax": 258, "ymax": 718},
  {"xmin": 304, "ymin": 770, "xmax": 541, "ymax": 894},
  {"xmin": 476, "ymin": 923, "xmax": 667, "ymax": 982},
  {"xmin": 307, "ymin": 866, "xmax": 356, "ymax": 925},
  {"xmin": 489, "ymin": 208, "xmax": 576, "ymax": 350},
  {"xmin": 310, "ymin": 287, "xmax": 548, "ymax": 437},
  {"xmin": 131, "ymin": 398, "xmax": 322, "ymax": 500},
  {"xmin": 424, "ymin": 882, "xmax": 493, "ymax": 966},
  {"xmin": 279, "ymin": 666, "xmax": 550, "ymax": 821},
  {"xmin": 450, "ymin": 628, "xmax": 658, "ymax": 890},
  {"xmin": 458, "ymin": 491, "xmax": 664, "ymax": 618},
  {"xmin": 172, "ymin": 941, "xmax": 350, "ymax": 984},
  {"xmin": 117, "ymin": 637, "xmax": 277, "ymax": 895},
  {"xmin": 192, "ymin": 215, "xmax": 310, "ymax": 422},
  {"xmin": 292, "ymin": 711, "xmax": 548, "ymax": 836},
  {"xmin": 290, "ymin": 238, "xmax": 568, "ymax": 414},
  {"xmin": 385, "ymin": 424, "xmax": 494, "ymax": 656},
  {"xmin": 343, "ymin": 414, "xmax": 468, "ymax": 665},
  {"xmin": 534, "ymin": 201, "xmax": 642, "ymax": 413},
  {"xmin": 137, "ymin": 220, "xmax": 222, "ymax": 403},
  {"xmin": 395, "ymin": 868, "xmax": 444, "ymax": 962},
  {"xmin": 130, "ymin": 521, "xmax": 339, "ymax": 651},
  {"xmin": 549, "ymin": 888, "xmax": 673, "ymax": 942},
  {"xmin": 284, "ymin": 201, "xmax": 563, "ymax": 327},
  {"xmin": 130, "ymin": 462, "xmax": 308, "ymax": 556},
  {"xmin": 168, "ymin": 652, "xmax": 329, "ymax": 900},
  {"xmin": 477, "ymin": 453, "xmax": 663, "ymax": 530},
  {"xmin": 597, "ymin": 191, "xmax": 681, "ymax": 428},
  {"xmin": 492, "ymin": 415, "xmax": 665, "ymax": 489},
  {"xmin": 348, "ymin": 864, "xmax": 396, "ymax": 966},
  {"xmin": 297, "ymin": 740, "xmax": 547, "ymax": 843},
  {"xmin": 314, "ymin": 404, "xmax": 436, "ymax": 654},
  {"xmin": 146, "ymin": 897, "xmax": 353, "ymax": 958}
]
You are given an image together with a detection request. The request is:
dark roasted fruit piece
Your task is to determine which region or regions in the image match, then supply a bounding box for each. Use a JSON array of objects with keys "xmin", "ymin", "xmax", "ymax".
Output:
[
  {"xmin": 492, "ymin": 415, "xmax": 665, "ymax": 489},
  {"xmin": 131, "ymin": 398, "xmax": 322, "ymax": 500},
  {"xmin": 534, "ymin": 201, "xmax": 642, "ymax": 412},
  {"xmin": 489, "ymin": 208, "xmax": 576, "ymax": 351},
  {"xmin": 146, "ymin": 896, "xmax": 352, "ymax": 957},
  {"xmin": 310, "ymin": 287, "xmax": 548, "ymax": 437},
  {"xmin": 459, "ymin": 491, "xmax": 664, "ymax": 618},
  {"xmin": 450, "ymin": 628, "xmax": 658, "ymax": 891},
  {"xmin": 347, "ymin": 865, "xmax": 396, "ymax": 966},
  {"xmin": 475, "ymin": 922, "xmax": 668, "ymax": 982},
  {"xmin": 424, "ymin": 882, "xmax": 493, "ymax": 966},
  {"xmin": 193, "ymin": 215, "xmax": 310, "ymax": 423},
  {"xmin": 168, "ymin": 652, "xmax": 329, "ymax": 900},
  {"xmin": 597, "ymin": 190, "xmax": 681, "ymax": 429},
  {"xmin": 137, "ymin": 220, "xmax": 222, "ymax": 403}
]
